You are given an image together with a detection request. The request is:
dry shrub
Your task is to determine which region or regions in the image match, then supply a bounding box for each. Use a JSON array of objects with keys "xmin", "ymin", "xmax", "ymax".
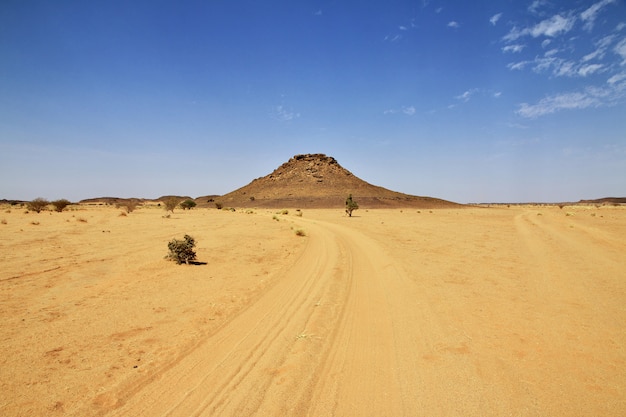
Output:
[{"xmin": 166, "ymin": 235, "xmax": 197, "ymax": 265}]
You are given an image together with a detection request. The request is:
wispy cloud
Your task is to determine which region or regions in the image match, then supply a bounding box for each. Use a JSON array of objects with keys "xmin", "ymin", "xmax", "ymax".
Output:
[
  {"xmin": 528, "ymin": 0, "xmax": 549, "ymax": 15},
  {"xmin": 608, "ymin": 71, "xmax": 626, "ymax": 85},
  {"xmin": 384, "ymin": 34, "xmax": 402, "ymax": 42},
  {"xmin": 615, "ymin": 38, "xmax": 626, "ymax": 65},
  {"xmin": 581, "ymin": 0, "xmax": 617, "ymax": 31},
  {"xmin": 517, "ymin": 92, "xmax": 599, "ymax": 118},
  {"xmin": 504, "ymin": 14, "xmax": 576, "ymax": 41},
  {"xmin": 517, "ymin": 82, "xmax": 626, "ymax": 118},
  {"xmin": 501, "ymin": 2, "xmax": 626, "ymax": 117},
  {"xmin": 384, "ymin": 106, "xmax": 416, "ymax": 116},
  {"xmin": 455, "ymin": 88, "xmax": 479, "ymax": 102},
  {"xmin": 447, "ymin": 21, "xmax": 460, "ymax": 29},
  {"xmin": 273, "ymin": 105, "xmax": 300, "ymax": 121},
  {"xmin": 314, "ymin": 9, "xmax": 322, "ymax": 16},
  {"xmin": 502, "ymin": 44, "xmax": 525, "ymax": 53},
  {"xmin": 490, "ymin": 13, "xmax": 503, "ymax": 26}
]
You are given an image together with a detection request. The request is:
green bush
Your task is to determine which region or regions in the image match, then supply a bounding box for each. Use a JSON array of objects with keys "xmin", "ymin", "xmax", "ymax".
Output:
[
  {"xmin": 181, "ymin": 199, "xmax": 197, "ymax": 210},
  {"xmin": 166, "ymin": 234, "xmax": 197, "ymax": 265},
  {"xmin": 345, "ymin": 194, "xmax": 358, "ymax": 217}
]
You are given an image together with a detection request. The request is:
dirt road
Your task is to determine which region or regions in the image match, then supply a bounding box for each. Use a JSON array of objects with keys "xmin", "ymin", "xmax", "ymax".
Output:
[{"xmin": 1, "ymin": 206, "xmax": 625, "ymax": 416}]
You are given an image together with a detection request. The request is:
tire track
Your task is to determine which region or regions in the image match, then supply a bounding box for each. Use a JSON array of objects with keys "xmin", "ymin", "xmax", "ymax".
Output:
[{"xmin": 93, "ymin": 217, "xmax": 351, "ymax": 417}]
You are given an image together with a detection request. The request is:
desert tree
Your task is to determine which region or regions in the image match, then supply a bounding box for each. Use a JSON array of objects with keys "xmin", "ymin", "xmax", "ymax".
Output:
[
  {"xmin": 125, "ymin": 199, "xmax": 141, "ymax": 213},
  {"xmin": 166, "ymin": 234, "xmax": 197, "ymax": 265},
  {"xmin": 345, "ymin": 194, "xmax": 359, "ymax": 217},
  {"xmin": 28, "ymin": 198, "xmax": 49, "ymax": 213},
  {"xmin": 51, "ymin": 199, "xmax": 71, "ymax": 212},
  {"xmin": 181, "ymin": 199, "xmax": 197, "ymax": 210},
  {"xmin": 163, "ymin": 198, "xmax": 180, "ymax": 213}
]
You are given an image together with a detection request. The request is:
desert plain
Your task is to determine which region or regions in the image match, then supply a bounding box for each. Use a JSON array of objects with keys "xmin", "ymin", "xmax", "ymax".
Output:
[{"xmin": 1, "ymin": 203, "xmax": 625, "ymax": 416}]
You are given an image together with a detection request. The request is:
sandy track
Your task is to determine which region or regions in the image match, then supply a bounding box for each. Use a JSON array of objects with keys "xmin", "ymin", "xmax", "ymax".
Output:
[
  {"xmin": 2, "ymin": 205, "xmax": 625, "ymax": 416},
  {"xmin": 98, "ymin": 215, "xmax": 421, "ymax": 416}
]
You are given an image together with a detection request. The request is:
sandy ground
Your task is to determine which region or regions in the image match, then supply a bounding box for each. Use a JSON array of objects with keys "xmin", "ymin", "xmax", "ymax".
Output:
[{"xmin": 1, "ymin": 204, "xmax": 625, "ymax": 416}]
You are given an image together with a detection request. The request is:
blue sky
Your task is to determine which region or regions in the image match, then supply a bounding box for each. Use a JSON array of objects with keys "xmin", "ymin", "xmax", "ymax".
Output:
[{"xmin": 1, "ymin": 0, "xmax": 625, "ymax": 203}]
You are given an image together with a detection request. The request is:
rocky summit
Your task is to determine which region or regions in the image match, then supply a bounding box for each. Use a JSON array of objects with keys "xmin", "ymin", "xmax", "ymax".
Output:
[{"xmin": 214, "ymin": 154, "xmax": 460, "ymax": 209}]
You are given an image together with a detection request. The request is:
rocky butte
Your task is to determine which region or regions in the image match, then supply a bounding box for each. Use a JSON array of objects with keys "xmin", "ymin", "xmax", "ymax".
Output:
[{"xmin": 213, "ymin": 153, "xmax": 461, "ymax": 209}]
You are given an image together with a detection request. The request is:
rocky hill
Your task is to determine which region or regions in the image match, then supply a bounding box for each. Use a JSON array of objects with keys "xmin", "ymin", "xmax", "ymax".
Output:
[{"xmin": 211, "ymin": 154, "xmax": 461, "ymax": 209}]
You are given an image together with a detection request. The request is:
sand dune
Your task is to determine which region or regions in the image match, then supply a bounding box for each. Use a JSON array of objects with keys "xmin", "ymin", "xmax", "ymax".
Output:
[{"xmin": 1, "ymin": 204, "xmax": 625, "ymax": 416}]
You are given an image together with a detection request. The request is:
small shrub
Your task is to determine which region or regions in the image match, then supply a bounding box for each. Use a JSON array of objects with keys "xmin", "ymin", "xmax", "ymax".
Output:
[
  {"xmin": 119, "ymin": 212, "xmax": 128, "ymax": 217},
  {"xmin": 28, "ymin": 198, "xmax": 49, "ymax": 213},
  {"xmin": 180, "ymin": 199, "xmax": 197, "ymax": 210},
  {"xmin": 125, "ymin": 200, "xmax": 140, "ymax": 213},
  {"xmin": 345, "ymin": 194, "xmax": 358, "ymax": 217},
  {"xmin": 280, "ymin": 209, "xmax": 289, "ymax": 215},
  {"xmin": 77, "ymin": 217, "xmax": 88, "ymax": 223},
  {"xmin": 51, "ymin": 199, "xmax": 71, "ymax": 212},
  {"xmin": 295, "ymin": 229, "xmax": 306, "ymax": 236},
  {"xmin": 272, "ymin": 215, "xmax": 279, "ymax": 221},
  {"xmin": 31, "ymin": 221, "xmax": 40, "ymax": 225},
  {"xmin": 295, "ymin": 209, "xmax": 303, "ymax": 217},
  {"xmin": 166, "ymin": 234, "xmax": 197, "ymax": 265},
  {"xmin": 163, "ymin": 198, "xmax": 180, "ymax": 213},
  {"xmin": 1, "ymin": 219, "xmax": 7, "ymax": 225},
  {"xmin": 215, "ymin": 202, "xmax": 223, "ymax": 210}
]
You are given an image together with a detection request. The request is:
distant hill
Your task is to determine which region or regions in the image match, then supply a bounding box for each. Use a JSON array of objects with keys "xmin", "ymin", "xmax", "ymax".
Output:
[
  {"xmin": 578, "ymin": 197, "xmax": 626, "ymax": 205},
  {"xmin": 210, "ymin": 153, "xmax": 461, "ymax": 209}
]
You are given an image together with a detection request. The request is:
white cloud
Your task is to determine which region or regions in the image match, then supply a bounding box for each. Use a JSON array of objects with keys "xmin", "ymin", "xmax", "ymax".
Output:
[
  {"xmin": 607, "ymin": 71, "xmax": 626, "ymax": 84},
  {"xmin": 447, "ymin": 21, "xmax": 459, "ymax": 28},
  {"xmin": 517, "ymin": 83, "xmax": 626, "ymax": 118},
  {"xmin": 507, "ymin": 61, "xmax": 529, "ymax": 71},
  {"xmin": 403, "ymin": 106, "xmax": 416, "ymax": 116},
  {"xmin": 399, "ymin": 25, "xmax": 408, "ymax": 31},
  {"xmin": 517, "ymin": 92, "xmax": 599, "ymax": 118},
  {"xmin": 528, "ymin": 0, "xmax": 549, "ymax": 15},
  {"xmin": 582, "ymin": 35, "xmax": 615, "ymax": 61},
  {"xmin": 455, "ymin": 88, "xmax": 479, "ymax": 102},
  {"xmin": 580, "ymin": 0, "xmax": 616, "ymax": 31},
  {"xmin": 615, "ymin": 38, "xmax": 626, "ymax": 64},
  {"xmin": 531, "ymin": 14, "xmax": 576, "ymax": 37},
  {"xmin": 493, "ymin": 91, "xmax": 502, "ymax": 98},
  {"xmin": 504, "ymin": 14, "xmax": 576, "ymax": 41},
  {"xmin": 490, "ymin": 13, "xmax": 502, "ymax": 26},
  {"xmin": 384, "ymin": 106, "xmax": 416, "ymax": 116},
  {"xmin": 544, "ymin": 48, "xmax": 559, "ymax": 57},
  {"xmin": 541, "ymin": 39, "xmax": 552, "ymax": 48},
  {"xmin": 578, "ymin": 63, "xmax": 604, "ymax": 76},
  {"xmin": 274, "ymin": 105, "xmax": 300, "ymax": 121},
  {"xmin": 555, "ymin": 60, "xmax": 576, "ymax": 77},
  {"xmin": 617, "ymin": 22, "xmax": 626, "ymax": 31},
  {"xmin": 384, "ymin": 34, "xmax": 402, "ymax": 42},
  {"xmin": 314, "ymin": 9, "xmax": 322, "ymax": 16},
  {"xmin": 502, "ymin": 44, "xmax": 525, "ymax": 53}
]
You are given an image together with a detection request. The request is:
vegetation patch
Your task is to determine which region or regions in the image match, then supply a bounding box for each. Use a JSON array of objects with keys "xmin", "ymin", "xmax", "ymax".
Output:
[{"xmin": 166, "ymin": 234, "xmax": 197, "ymax": 265}]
